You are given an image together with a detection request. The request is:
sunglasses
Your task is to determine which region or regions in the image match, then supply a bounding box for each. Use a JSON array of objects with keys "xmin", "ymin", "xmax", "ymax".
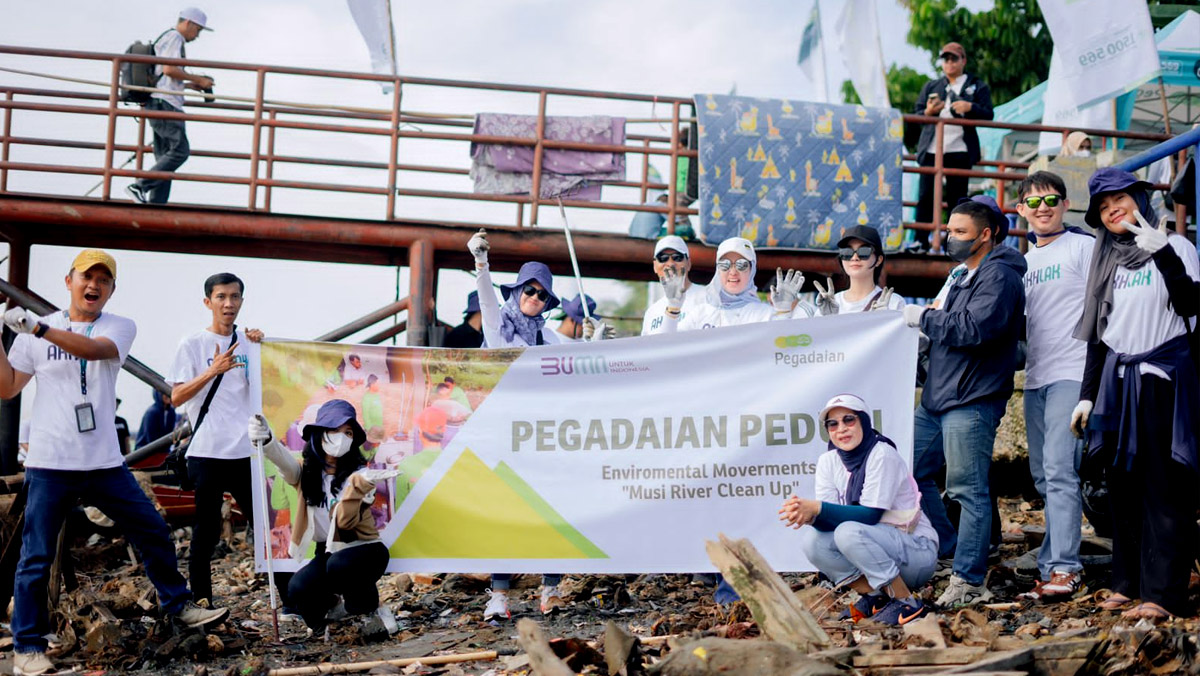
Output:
[
  {"xmin": 940, "ymin": 53, "xmax": 962, "ymax": 62},
  {"xmin": 1022, "ymin": 194, "xmax": 1063, "ymax": 209},
  {"xmin": 716, "ymin": 259, "xmax": 753, "ymax": 272},
  {"xmin": 521, "ymin": 284, "xmax": 550, "ymax": 302},
  {"xmin": 655, "ymin": 252, "xmax": 687, "ymax": 263},
  {"xmin": 824, "ymin": 414, "xmax": 860, "ymax": 430},
  {"xmin": 838, "ymin": 245, "xmax": 875, "ymax": 261}
]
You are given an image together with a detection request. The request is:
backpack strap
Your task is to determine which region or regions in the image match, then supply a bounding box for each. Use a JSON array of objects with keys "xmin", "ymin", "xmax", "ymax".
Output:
[{"xmin": 187, "ymin": 327, "xmax": 237, "ymax": 449}]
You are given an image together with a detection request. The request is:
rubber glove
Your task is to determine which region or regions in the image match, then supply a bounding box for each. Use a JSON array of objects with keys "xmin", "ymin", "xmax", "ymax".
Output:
[
  {"xmin": 869, "ymin": 288, "xmax": 895, "ymax": 312},
  {"xmin": 768, "ymin": 268, "xmax": 805, "ymax": 314},
  {"xmin": 467, "ymin": 229, "xmax": 490, "ymax": 267},
  {"xmin": 812, "ymin": 277, "xmax": 838, "ymax": 316},
  {"xmin": 1070, "ymin": 400, "xmax": 1093, "ymax": 439},
  {"xmin": 3, "ymin": 307, "xmax": 38, "ymax": 334},
  {"xmin": 248, "ymin": 414, "xmax": 273, "ymax": 444},
  {"xmin": 1125, "ymin": 211, "xmax": 1169, "ymax": 254},
  {"xmin": 660, "ymin": 267, "xmax": 685, "ymax": 314},
  {"xmin": 903, "ymin": 304, "xmax": 928, "ymax": 327}
]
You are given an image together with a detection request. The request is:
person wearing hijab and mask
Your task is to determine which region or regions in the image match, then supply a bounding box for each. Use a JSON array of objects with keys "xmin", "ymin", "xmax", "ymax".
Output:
[
  {"xmin": 811, "ymin": 225, "xmax": 906, "ymax": 315},
  {"xmin": 1069, "ymin": 168, "xmax": 1200, "ymax": 621},
  {"xmin": 781, "ymin": 394, "xmax": 938, "ymax": 625},
  {"xmin": 660, "ymin": 237, "xmax": 813, "ymax": 332},
  {"xmin": 248, "ymin": 400, "xmax": 391, "ymax": 633},
  {"xmin": 1059, "ymin": 132, "xmax": 1093, "ymax": 159}
]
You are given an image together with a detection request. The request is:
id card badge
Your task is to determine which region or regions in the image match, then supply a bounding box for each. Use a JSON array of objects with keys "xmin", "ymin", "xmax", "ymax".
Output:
[{"xmin": 75, "ymin": 402, "xmax": 96, "ymax": 433}]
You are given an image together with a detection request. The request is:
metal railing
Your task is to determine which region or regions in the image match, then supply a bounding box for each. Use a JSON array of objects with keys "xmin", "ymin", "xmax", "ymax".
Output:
[{"xmin": 0, "ymin": 44, "xmax": 1188, "ymax": 250}]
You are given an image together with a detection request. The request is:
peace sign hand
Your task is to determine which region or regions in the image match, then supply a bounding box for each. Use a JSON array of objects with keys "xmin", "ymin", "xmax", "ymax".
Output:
[
  {"xmin": 1124, "ymin": 210, "xmax": 1169, "ymax": 254},
  {"xmin": 206, "ymin": 341, "xmax": 243, "ymax": 377}
]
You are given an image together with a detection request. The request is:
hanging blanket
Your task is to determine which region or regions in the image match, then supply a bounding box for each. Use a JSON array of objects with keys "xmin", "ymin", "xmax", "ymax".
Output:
[{"xmin": 470, "ymin": 113, "xmax": 626, "ymax": 200}]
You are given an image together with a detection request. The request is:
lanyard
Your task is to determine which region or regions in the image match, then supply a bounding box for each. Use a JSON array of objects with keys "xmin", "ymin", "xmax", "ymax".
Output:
[{"xmin": 63, "ymin": 311, "xmax": 97, "ymax": 398}]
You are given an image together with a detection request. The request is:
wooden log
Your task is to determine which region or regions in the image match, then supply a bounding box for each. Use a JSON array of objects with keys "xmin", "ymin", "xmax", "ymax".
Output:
[
  {"xmin": 516, "ymin": 618, "xmax": 575, "ymax": 676},
  {"xmin": 265, "ymin": 650, "xmax": 499, "ymax": 676},
  {"xmin": 651, "ymin": 637, "xmax": 841, "ymax": 676},
  {"xmin": 943, "ymin": 649, "xmax": 1034, "ymax": 673},
  {"xmin": 704, "ymin": 533, "xmax": 830, "ymax": 651},
  {"xmin": 852, "ymin": 647, "xmax": 989, "ymax": 667}
]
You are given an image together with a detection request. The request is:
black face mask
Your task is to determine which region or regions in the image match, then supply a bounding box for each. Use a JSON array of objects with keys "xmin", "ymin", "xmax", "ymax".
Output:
[{"xmin": 945, "ymin": 236, "xmax": 979, "ymax": 262}]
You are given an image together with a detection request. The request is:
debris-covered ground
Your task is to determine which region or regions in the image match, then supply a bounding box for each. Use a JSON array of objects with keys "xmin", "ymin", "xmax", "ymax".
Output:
[{"xmin": 2, "ymin": 492, "xmax": 1199, "ymax": 675}]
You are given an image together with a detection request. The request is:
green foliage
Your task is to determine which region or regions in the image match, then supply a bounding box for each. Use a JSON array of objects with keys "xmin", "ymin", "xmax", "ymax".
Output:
[{"xmin": 600, "ymin": 280, "xmax": 648, "ymax": 338}]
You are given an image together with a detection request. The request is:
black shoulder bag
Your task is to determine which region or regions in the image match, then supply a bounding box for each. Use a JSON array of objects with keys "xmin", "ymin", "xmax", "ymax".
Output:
[{"xmin": 168, "ymin": 328, "xmax": 236, "ymax": 489}]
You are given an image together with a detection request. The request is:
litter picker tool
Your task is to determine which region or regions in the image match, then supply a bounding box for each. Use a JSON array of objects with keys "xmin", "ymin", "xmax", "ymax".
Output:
[
  {"xmin": 253, "ymin": 431, "xmax": 281, "ymax": 642},
  {"xmin": 555, "ymin": 197, "xmax": 591, "ymax": 321}
]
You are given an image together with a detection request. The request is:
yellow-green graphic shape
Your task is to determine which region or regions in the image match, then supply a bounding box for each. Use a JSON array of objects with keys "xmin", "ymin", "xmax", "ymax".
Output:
[{"xmin": 390, "ymin": 448, "xmax": 607, "ymax": 559}]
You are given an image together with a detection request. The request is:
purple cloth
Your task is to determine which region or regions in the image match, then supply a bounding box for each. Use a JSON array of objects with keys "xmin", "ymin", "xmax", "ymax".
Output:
[{"xmin": 470, "ymin": 113, "xmax": 626, "ymax": 200}]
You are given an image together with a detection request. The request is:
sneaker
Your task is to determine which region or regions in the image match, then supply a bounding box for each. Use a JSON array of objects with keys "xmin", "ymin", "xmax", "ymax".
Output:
[
  {"xmin": 325, "ymin": 598, "xmax": 347, "ymax": 621},
  {"xmin": 13, "ymin": 650, "xmax": 55, "ymax": 676},
  {"xmin": 483, "ymin": 589, "xmax": 510, "ymax": 621},
  {"xmin": 838, "ymin": 592, "xmax": 889, "ymax": 623},
  {"xmin": 1019, "ymin": 570, "xmax": 1081, "ymax": 603},
  {"xmin": 125, "ymin": 183, "xmax": 147, "ymax": 204},
  {"xmin": 689, "ymin": 573, "xmax": 718, "ymax": 587},
  {"xmin": 871, "ymin": 598, "xmax": 929, "ymax": 626},
  {"xmin": 932, "ymin": 558, "xmax": 954, "ymax": 581},
  {"xmin": 173, "ymin": 600, "xmax": 230, "ymax": 629},
  {"xmin": 540, "ymin": 585, "xmax": 566, "ymax": 615},
  {"xmin": 936, "ymin": 575, "xmax": 994, "ymax": 608}
]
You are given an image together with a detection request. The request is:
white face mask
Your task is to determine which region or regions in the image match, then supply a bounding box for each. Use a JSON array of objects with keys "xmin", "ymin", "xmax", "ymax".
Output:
[
  {"xmin": 1076, "ymin": 149, "xmax": 1091, "ymax": 158},
  {"xmin": 322, "ymin": 430, "xmax": 354, "ymax": 458}
]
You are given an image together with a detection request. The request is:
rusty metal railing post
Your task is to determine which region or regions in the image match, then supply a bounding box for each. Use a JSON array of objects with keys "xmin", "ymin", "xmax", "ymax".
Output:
[
  {"xmin": 101, "ymin": 58, "xmax": 121, "ymax": 200},
  {"xmin": 930, "ymin": 120, "xmax": 946, "ymax": 252},
  {"xmin": 639, "ymin": 138, "xmax": 651, "ymax": 204},
  {"xmin": 0, "ymin": 91, "xmax": 12, "ymax": 192},
  {"xmin": 666, "ymin": 101, "xmax": 680, "ymax": 235},
  {"xmin": 264, "ymin": 110, "xmax": 277, "ymax": 211},
  {"xmin": 247, "ymin": 69, "xmax": 266, "ymax": 210},
  {"xmin": 386, "ymin": 78, "xmax": 402, "ymax": 220},
  {"xmin": 528, "ymin": 91, "xmax": 548, "ymax": 226},
  {"xmin": 407, "ymin": 239, "xmax": 433, "ymax": 346},
  {"xmin": 135, "ymin": 114, "xmax": 147, "ymax": 173}
]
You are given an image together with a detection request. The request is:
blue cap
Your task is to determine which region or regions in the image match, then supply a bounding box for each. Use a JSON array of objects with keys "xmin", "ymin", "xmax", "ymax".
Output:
[
  {"xmin": 557, "ymin": 294, "xmax": 599, "ymax": 322},
  {"xmin": 956, "ymin": 194, "xmax": 1009, "ymax": 239},
  {"xmin": 302, "ymin": 399, "xmax": 365, "ymax": 447},
  {"xmin": 499, "ymin": 261, "xmax": 559, "ymax": 312},
  {"xmin": 1085, "ymin": 167, "xmax": 1152, "ymax": 229},
  {"xmin": 464, "ymin": 290, "xmax": 480, "ymax": 316}
]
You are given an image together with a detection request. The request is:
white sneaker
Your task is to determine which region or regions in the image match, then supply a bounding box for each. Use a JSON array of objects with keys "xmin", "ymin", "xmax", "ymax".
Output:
[
  {"xmin": 173, "ymin": 601, "xmax": 230, "ymax": 629},
  {"xmin": 13, "ymin": 650, "xmax": 56, "ymax": 675},
  {"xmin": 540, "ymin": 584, "xmax": 566, "ymax": 615},
  {"xmin": 483, "ymin": 589, "xmax": 510, "ymax": 621},
  {"xmin": 936, "ymin": 574, "xmax": 994, "ymax": 608},
  {"xmin": 375, "ymin": 604, "xmax": 399, "ymax": 634}
]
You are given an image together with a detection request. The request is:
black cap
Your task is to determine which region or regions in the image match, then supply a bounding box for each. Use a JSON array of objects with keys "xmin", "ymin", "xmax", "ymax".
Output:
[{"xmin": 837, "ymin": 225, "xmax": 884, "ymax": 252}]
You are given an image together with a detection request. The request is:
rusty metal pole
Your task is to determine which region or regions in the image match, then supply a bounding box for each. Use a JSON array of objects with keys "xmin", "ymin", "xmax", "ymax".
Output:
[
  {"xmin": 0, "ymin": 91, "xmax": 12, "ymax": 192},
  {"xmin": 640, "ymin": 138, "xmax": 651, "ymax": 204},
  {"xmin": 135, "ymin": 114, "xmax": 147, "ymax": 173},
  {"xmin": 247, "ymin": 69, "xmax": 266, "ymax": 210},
  {"xmin": 386, "ymin": 79, "xmax": 402, "ymax": 220},
  {"xmin": 407, "ymin": 239, "xmax": 433, "ymax": 346},
  {"xmin": 0, "ymin": 238, "xmax": 29, "ymax": 473},
  {"xmin": 528, "ymin": 91, "xmax": 547, "ymax": 226},
  {"xmin": 666, "ymin": 101, "xmax": 679, "ymax": 235},
  {"xmin": 264, "ymin": 110, "xmax": 277, "ymax": 211},
  {"xmin": 930, "ymin": 121, "xmax": 946, "ymax": 252},
  {"xmin": 101, "ymin": 58, "xmax": 121, "ymax": 200}
]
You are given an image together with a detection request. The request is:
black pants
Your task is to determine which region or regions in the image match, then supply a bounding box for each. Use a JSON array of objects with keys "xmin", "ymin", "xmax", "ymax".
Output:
[
  {"xmin": 288, "ymin": 541, "xmax": 389, "ymax": 630},
  {"xmin": 916, "ymin": 151, "xmax": 972, "ymax": 248},
  {"xmin": 187, "ymin": 456, "xmax": 255, "ymax": 604},
  {"xmin": 1104, "ymin": 374, "xmax": 1198, "ymax": 616}
]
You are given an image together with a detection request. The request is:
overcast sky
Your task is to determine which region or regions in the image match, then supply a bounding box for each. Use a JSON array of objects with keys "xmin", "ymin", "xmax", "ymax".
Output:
[{"xmin": 0, "ymin": 0, "xmax": 983, "ymax": 427}]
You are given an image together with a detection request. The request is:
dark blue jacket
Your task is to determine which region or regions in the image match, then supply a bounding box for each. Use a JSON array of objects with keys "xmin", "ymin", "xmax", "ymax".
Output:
[
  {"xmin": 920, "ymin": 245, "xmax": 1027, "ymax": 414},
  {"xmin": 914, "ymin": 73, "xmax": 994, "ymax": 167}
]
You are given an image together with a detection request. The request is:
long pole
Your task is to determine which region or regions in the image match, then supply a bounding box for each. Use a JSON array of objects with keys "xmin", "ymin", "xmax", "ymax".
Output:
[
  {"xmin": 254, "ymin": 435, "xmax": 280, "ymax": 642},
  {"xmin": 556, "ymin": 197, "xmax": 591, "ymax": 321}
]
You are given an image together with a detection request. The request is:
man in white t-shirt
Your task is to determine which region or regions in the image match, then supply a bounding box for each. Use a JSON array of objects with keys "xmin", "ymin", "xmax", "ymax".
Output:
[
  {"xmin": 641, "ymin": 235, "xmax": 704, "ymax": 335},
  {"xmin": 1015, "ymin": 171, "xmax": 1092, "ymax": 602},
  {"xmin": 169, "ymin": 272, "xmax": 264, "ymax": 608},
  {"xmin": 126, "ymin": 7, "xmax": 214, "ymax": 205},
  {"xmin": 0, "ymin": 250, "xmax": 227, "ymax": 676}
]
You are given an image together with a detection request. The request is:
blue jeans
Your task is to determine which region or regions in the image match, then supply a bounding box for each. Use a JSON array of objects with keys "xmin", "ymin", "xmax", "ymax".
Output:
[
  {"xmin": 138, "ymin": 99, "xmax": 191, "ymax": 204},
  {"xmin": 13, "ymin": 467, "xmax": 190, "ymax": 653},
  {"xmin": 1024, "ymin": 380, "xmax": 1083, "ymax": 578},
  {"xmin": 491, "ymin": 573, "xmax": 562, "ymax": 590},
  {"xmin": 799, "ymin": 522, "xmax": 937, "ymax": 592},
  {"xmin": 912, "ymin": 400, "xmax": 1006, "ymax": 585}
]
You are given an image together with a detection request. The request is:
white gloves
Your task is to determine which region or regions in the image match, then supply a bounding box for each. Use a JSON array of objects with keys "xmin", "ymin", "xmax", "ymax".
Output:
[
  {"xmin": 768, "ymin": 268, "xmax": 805, "ymax": 313},
  {"xmin": 3, "ymin": 307, "xmax": 39, "ymax": 334},
  {"xmin": 660, "ymin": 267, "xmax": 685, "ymax": 312},
  {"xmin": 869, "ymin": 287, "xmax": 895, "ymax": 312},
  {"xmin": 583, "ymin": 317, "xmax": 615, "ymax": 341},
  {"xmin": 1070, "ymin": 400, "xmax": 1093, "ymax": 439},
  {"xmin": 1125, "ymin": 211, "xmax": 1169, "ymax": 254},
  {"xmin": 467, "ymin": 228, "xmax": 490, "ymax": 267},
  {"xmin": 812, "ymin": 277, "xmax": 838, "ymax": 316},
  {"xmin": 903, "ymin": 304, "xmax": 928, "ymax": 327},
  {"xmin": 248, "ymin": 414, "xmax": 273, "ymax": 444}
]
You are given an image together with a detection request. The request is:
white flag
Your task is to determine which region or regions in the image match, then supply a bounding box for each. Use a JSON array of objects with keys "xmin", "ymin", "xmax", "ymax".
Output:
[
  {"xmin": 832, "ymin": 0, "xmax": 890, "ymax": 108},
  {"xmin": 1036, "ymin": 0, "xmax": 1160, "ymax": 110},
  {"xmin": 347, "ymin": 0, "xmax": 397, "ymax": 94},
  {"xmin": 797, "ymin": 0, "xmax": 830, "ymax": 102},
  {"xmin": 1038, "ymin": 47, "xmax": 1114, "ymax": 154}
]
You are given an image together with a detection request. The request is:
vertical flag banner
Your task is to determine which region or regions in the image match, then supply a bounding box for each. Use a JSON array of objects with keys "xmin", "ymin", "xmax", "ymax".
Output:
[
  {"xmin": 346, "ymin": 0, "xmax": 397, "ymax": 93},
  {"xmin": 832, "ymin": 0, "xmax": 890, "ymax": 109},
  {"xmin": 253, "ymin": 313, "xmax": 917, "ymax": 574},
  {"xmin": 797, "ymin": 0, "xmax": 830, "ymax": 103}
]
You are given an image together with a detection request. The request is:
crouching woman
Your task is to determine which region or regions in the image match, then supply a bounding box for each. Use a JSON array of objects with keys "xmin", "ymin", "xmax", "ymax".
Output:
[
  {"xmin": 248, "ymin": 400, "xmax": 389, "ymax": 632},
  {"xmin": 780, "ymin": 394, "xmax": 939, "ymax": 625}
]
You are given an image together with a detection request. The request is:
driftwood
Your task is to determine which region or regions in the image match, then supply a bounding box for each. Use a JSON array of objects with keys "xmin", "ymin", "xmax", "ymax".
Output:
[
  {"xmin": 264, "ymin": 650, "xmax": 499, "ymax": 676},
  {"xmin": 704, "ymin": 533, "xmax": 829, "ymax": 652},
  {"xmin": 604, "ymin": 620, "xmax": 643, "ymax": 676},
  {"xmin": 648, "ymin": 637, "xmax": 841, "ymax": 676},
  {"xmin": 516, "ymin": 618, "xmax": 575, "ymax": 676}
]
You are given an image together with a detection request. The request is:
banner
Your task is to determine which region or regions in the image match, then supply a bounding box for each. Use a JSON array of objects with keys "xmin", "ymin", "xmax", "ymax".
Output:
[
  {"xmin": 253, "ymin": 312, "xmax": 917, "ymax": 574},
  {"xmin": 694, "ymin": 94, "xmax": 904, "ymax": 251},
  {"xmin": 346, "ymin": 0, "xmax": 396, "ymax": 94},
  {"xmin": 832, "ymin": 0, "xmax": 890, "ymax": 108},
  {"xmin": 797, "ymin": 0, "xmax": 830, "ymax": 102}
]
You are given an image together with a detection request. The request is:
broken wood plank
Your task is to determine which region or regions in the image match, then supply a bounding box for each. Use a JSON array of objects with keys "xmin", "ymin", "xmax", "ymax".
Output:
[
  {"xmin": 943, "ymin": 648, "xmax": 1034, "ymax": 673},
  {"xmin": 652, "ymin": 637, "xmax": 841, "ymax": 676},
  {"xmin": 604, "ymin": 620, "xmax": 639, "ymax": 676},
  {"xmin": 265, "ymin": 650, "xmax": 499, "ymax": 676},
  {"xmin": 852, "ymin": 647, "xmax": 988, "ymax": 667},
  {"xmin": 516, "ymin": 618, "xmax": 575, "ymax": 676},
  {"xmin": 705, "ymin": 533, "xmax": 830, "ymax": 651}
]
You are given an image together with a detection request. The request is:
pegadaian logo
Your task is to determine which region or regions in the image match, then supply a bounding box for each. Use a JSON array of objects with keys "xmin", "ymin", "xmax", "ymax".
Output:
[
  {"xmin": 775, "ymin": 334, "xmax": 813, "ymax": 349},
  {"xmin": 773, "ymin": 333, "xmax": 845, "ymax": 368}
]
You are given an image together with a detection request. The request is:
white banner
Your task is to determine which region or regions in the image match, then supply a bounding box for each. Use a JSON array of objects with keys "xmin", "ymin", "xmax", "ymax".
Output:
[
  {"xmin": 346, "ymin": 0, "xmax": 396, "ymax": 94},
  {"xmin": 254, "ymin": 312, "xmax": 917, "ymax": 573},
  {"xmin": 1038, "ymin": 47, "xmax": 1114, "ymax": 154},
  {"xmin": 833, "ymin": 0, "xmax": 890, "ymax": 108},
  {"xmin": 1037, "ymin": 0, "xmax": 1160, "ymax": 110}
]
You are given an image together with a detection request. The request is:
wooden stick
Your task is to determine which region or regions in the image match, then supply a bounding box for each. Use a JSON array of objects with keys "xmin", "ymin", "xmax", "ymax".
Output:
[
  {"xmin": 516, "ymin": 619, "xmax": 574, "ymax": 676},
  {"xmin": 266, "ymin": 650, "xmax": 499, "ymax": 676}
]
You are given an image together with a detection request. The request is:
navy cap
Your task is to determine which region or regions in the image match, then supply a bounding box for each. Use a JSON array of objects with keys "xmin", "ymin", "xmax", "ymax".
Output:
[
  {"xmin": 463, "ymin": 290, "xmax": 480, "ymax": 316},
  {"xmin": 499, "ymin": 261, "xmax": 560, "ymax": 312},
  {"xmin": 955, "ymin": 194, "xmax": 1009, "ymax": 239},
  {"xmin": 837, "ymin": 225, "xmax": 884, "ymax": 252},
  {"xmin": 556, "ymin": 294, "xmax": 599, "ymax": 322},
  {"xmin": 1084, "ymin": 167, "xmax": 1152, "ymax": 229},
  {"xmin": 302, "ymin": 399, "xmax": 366, "ymax": 447}
]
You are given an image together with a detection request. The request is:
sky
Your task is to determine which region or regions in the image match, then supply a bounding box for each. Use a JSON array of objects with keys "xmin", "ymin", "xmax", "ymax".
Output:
[{"xmin": 0, "ymin": 0, "xmax": 982, "ymax": 428}]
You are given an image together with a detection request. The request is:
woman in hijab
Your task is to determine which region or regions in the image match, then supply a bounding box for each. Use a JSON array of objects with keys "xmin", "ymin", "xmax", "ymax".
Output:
[
  {"xmin": 248, "ymin": 400, "xmax": 391, "ymax": 633},
  {"xmin": 1070, "ymin": 167, "xmax": 1200, "ymax": 620},
  {"xmin": 812, "ymin": 225, "xmax": 905, "ymax": 315},
  {"xmin": 781, "ymin": 394, "xmax": 938, "ymax": 625},
  {"xmin": 1060, "ymin": 131, "xmax": 1093, "ymax": 159},
  {"xmin": 661, "ymin": 237, "xmax": 813, "ymax": 331}
]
